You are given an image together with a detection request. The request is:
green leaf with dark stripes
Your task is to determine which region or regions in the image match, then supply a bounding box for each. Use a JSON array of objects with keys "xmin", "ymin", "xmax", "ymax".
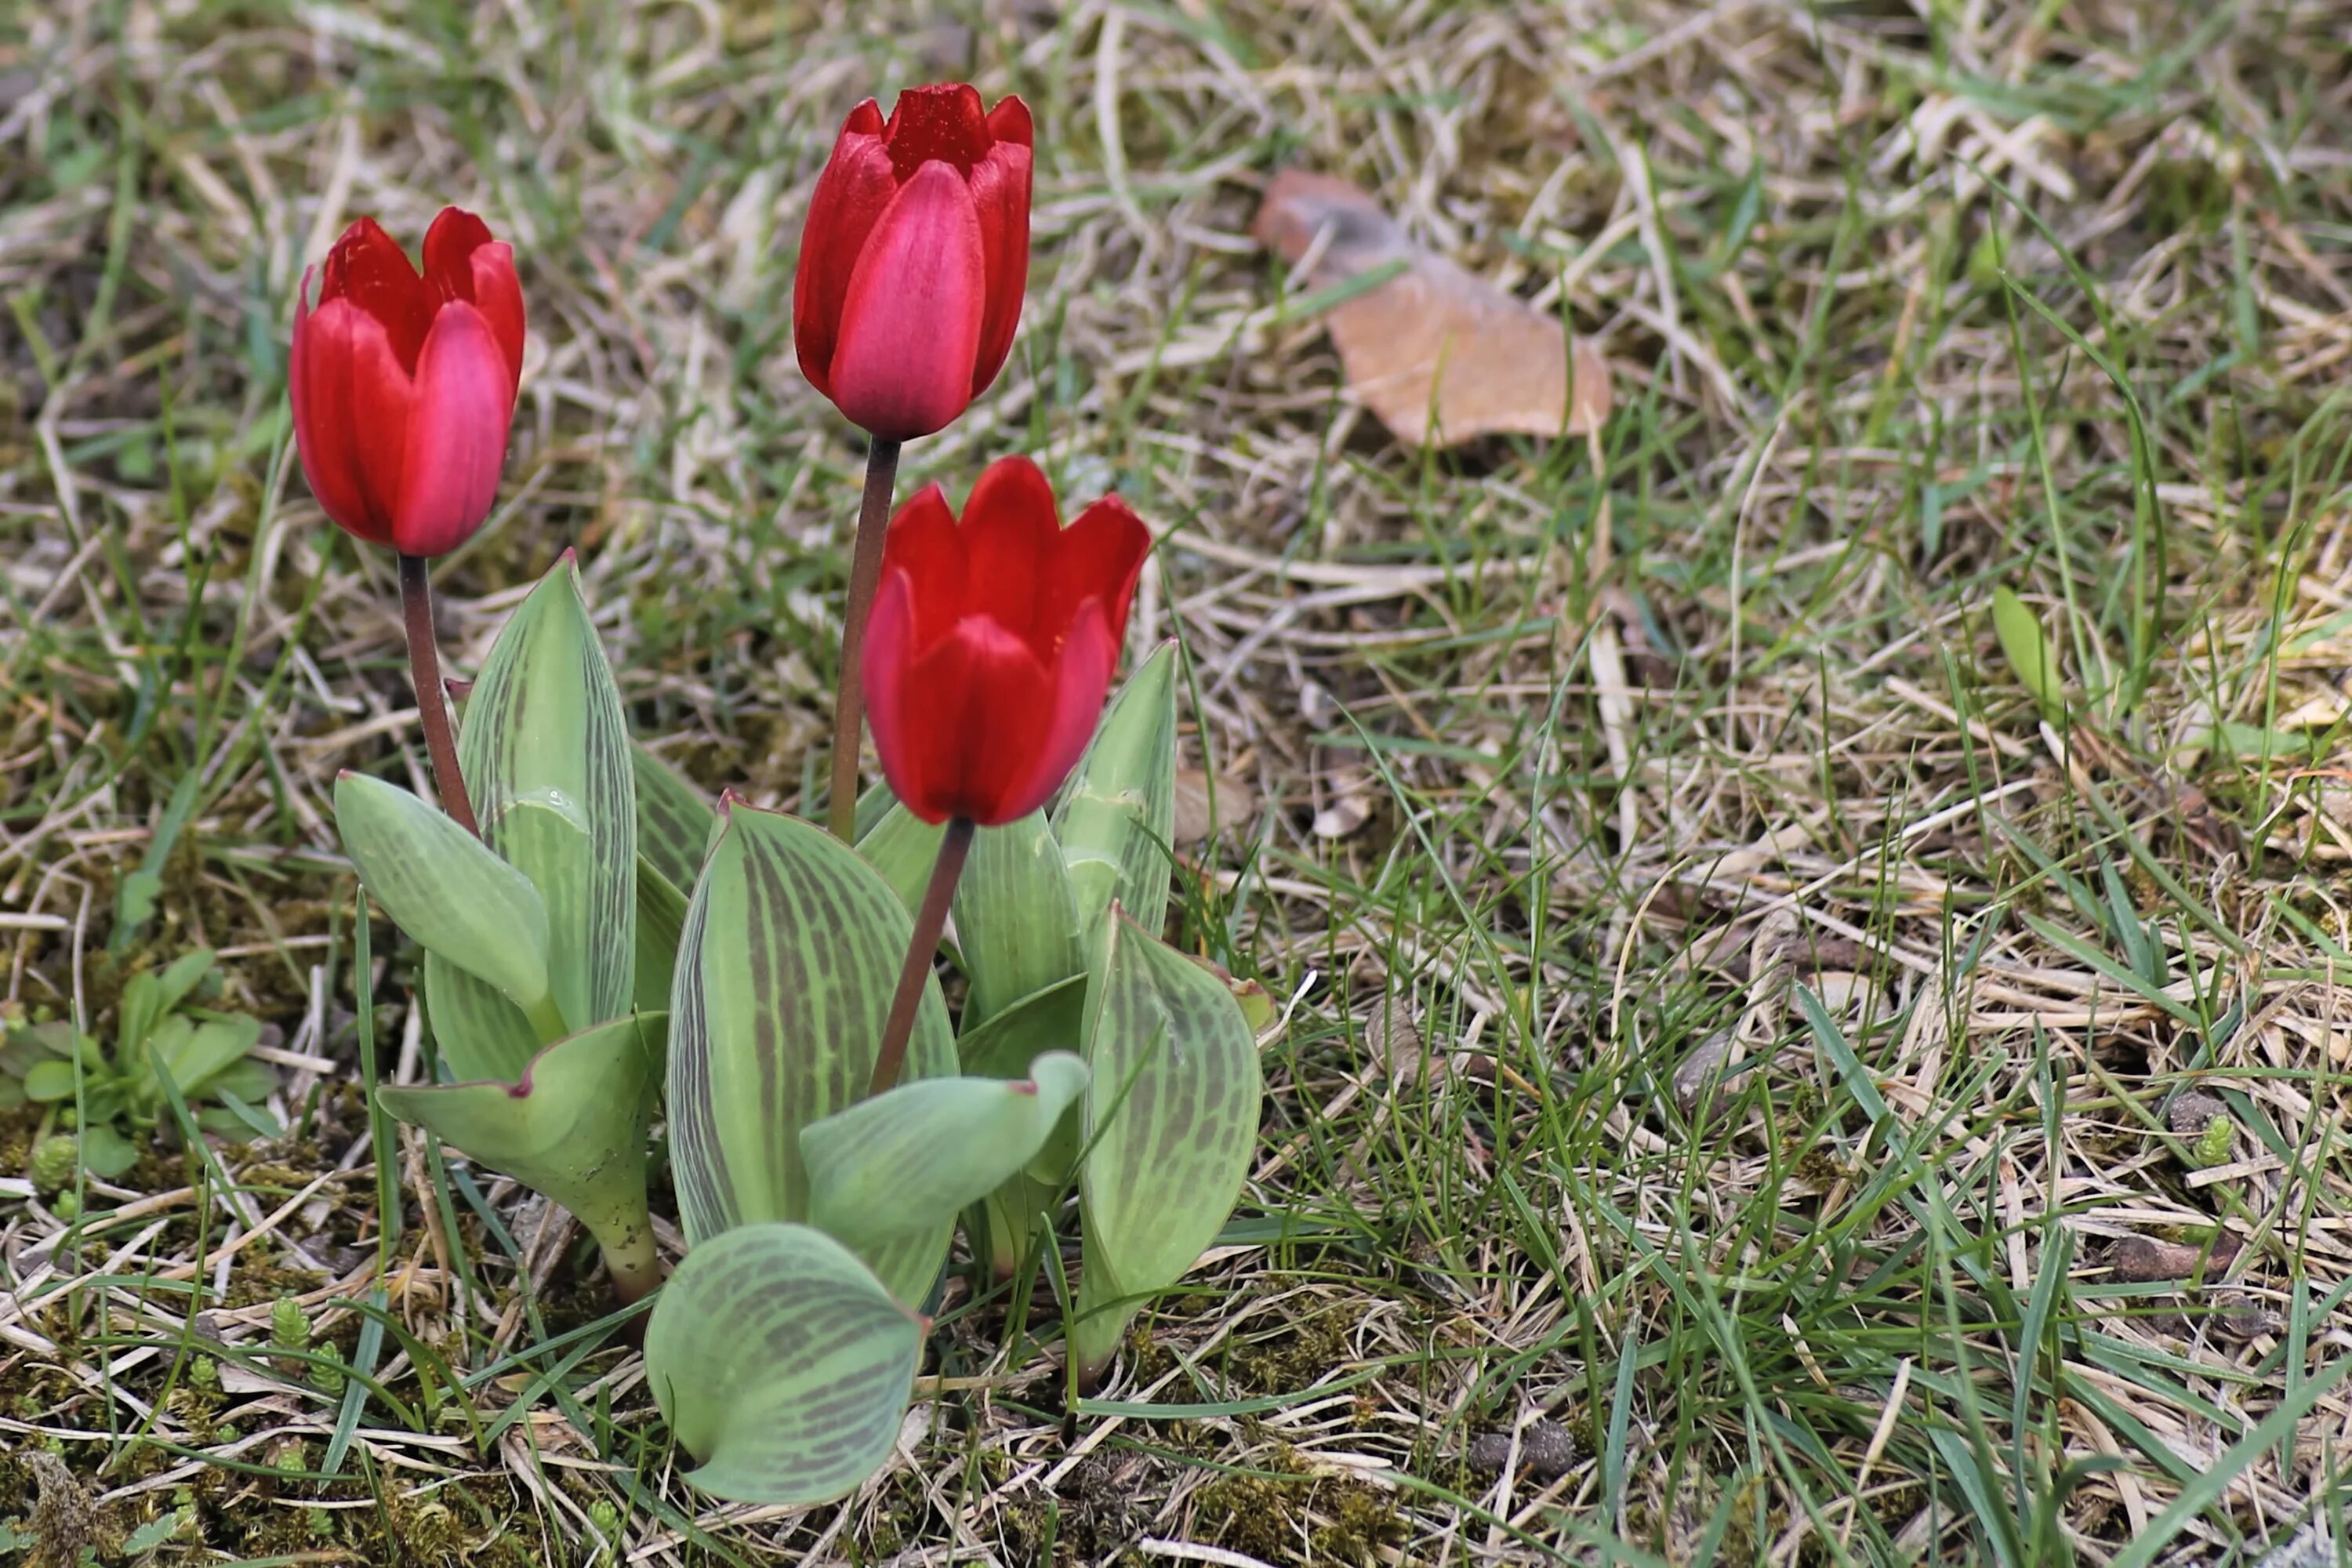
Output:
[
  {"xmin": 666, "ymin": 803, "xmax": 956, "ymax": 1303},
  {"xmin": 1053, "ymin": 642, "xmax": 1178, "ymax": 936},
  {"xmin": 646, "ymin": 1221, "xmax": 924, "ymax": 1505},
  {"xmin": 956, "ymin": 975, "xmax": 1089, "ymax": 1080},
  {"xmin": 856, "ymin": 800, "xmax": 946, "ymax": 917},
  {"xmin": 459, "ymin": 554, "xmax": 636, "ymax": 1036},
  {"xmin": 1073, "ymin": 908, "xmax": 1261, "ymax": 1380},
  {"xmin": 632, "ymin": 744, "xmax": 714, "ymax": 895},
  {"xmin": 379, "ymin": 1013, "xmax": 664, "ymax": 1289},
  {"xmin": 634, "ymin": 856, "xmax": 689, "ymax": 1017},
  {"xmin": 803, "ymin": 1053, "xmax": 1087, "ymax": 1249},
  {"xmin": 952, "ymin": 811, "xmax": 1081, "ymax": 1029},
  {"xmin": 336, "ymin": 771, "xmax": 557, "ymax": 1033},
  {"xmin": 425, "ymin": 952, "xmax": 543, "ymax": 1084}
]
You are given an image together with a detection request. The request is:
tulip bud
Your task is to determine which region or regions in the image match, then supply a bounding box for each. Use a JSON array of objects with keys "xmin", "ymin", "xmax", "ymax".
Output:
[
  {"xmin": 289, "ymin": 209, "xmax": 527, "ymax": 558},
  {"xmin": 793, "ymin": 85, "xmax": 1033, "ymax": 441},
  {"xmin": 862, "ymin": 456, "xmax": 1151, "ymax": 826}
]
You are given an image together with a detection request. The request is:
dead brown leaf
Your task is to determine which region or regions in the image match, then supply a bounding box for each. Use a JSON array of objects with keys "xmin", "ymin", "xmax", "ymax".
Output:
[
  {"xmin": 1172, "ymin": 768, "xmax": 1258, "ymax": 846},
  {"xmin": 1250, "ymin": 168, "xmax": 1611, "ymax": 446}
]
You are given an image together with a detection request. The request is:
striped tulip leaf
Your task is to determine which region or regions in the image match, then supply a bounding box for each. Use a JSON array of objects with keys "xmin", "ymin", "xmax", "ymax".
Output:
[
  {"xmin": 630, "ymin": 743, "xmax": 714, "ymax": 896},
  {"xmin": 1052, "ymin": 642, "xmax": 1178, "ymax": 938},
  {"xmin": 667, "ymin": 802, "xmax": 956, "ymax": 1304},
  {"xmin": 646, "ymin": 1221, "xmax": 924, "ymax": 1505},
  {"xmin": 335, "ymin": 771, "xmax": 558, "ymax": 1036},
  {"xmin": 855, "ymin": 799, "xmax": 947, "ymax": 919},
  {"xmin": 1073, "ymin": 908, "xmax": 1261, "ymax": 1381},
  {"xmin": 459, "ymin": 554, "xmax": 636, "ymax": 1036},
  {"xmin": 951, "ymin": 811, "xmax": 1082, "ymax": 1030},
  {"xmin": 423, "ymin": 950, "xmax": 542, "ymax": 1084},
  {"xmin": 803, "ymin": 1052, "xmax": 1087, "ymax": 1250},
  {"xmin": 954, "ymin": 976, "xmax": 1091, "ymax": 1280},
  {"xmin": 633, "ymin": 856, "xmax": 689, "ymax": 1018},
  {"xmin": 379, "ymin": 1012, "xmax": 664, "ymax": 1299}
]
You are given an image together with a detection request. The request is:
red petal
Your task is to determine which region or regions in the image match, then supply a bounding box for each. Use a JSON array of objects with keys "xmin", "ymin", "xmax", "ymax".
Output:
[
  {"xmin": 862, "ymin": 568, "xmax": 938, "ymax": 821},
  {"xmin": 793, "ymin": 103, "xmax": 896, "ymax": 399},
  {"xmin": 879, "ymin": 483, "xmax": 969, "ymax": 648},
  {"xmin": 966, "ymin": 136, "xmax": 1032, "ymax": 396},
  {"xmin": 296, "ymin": 295, "xmax": 412, "ymax": 545},
  {"xmin": 420, "ymin": 208, "xmax": 494, "ymax": 301},
  {"xmin": 320, "ymin": 216, "xmax": 431, "ymax": 373},
  {"xmin": 985, "ymin": 95, "xmax": 1033, "ymax": 150},
  {"xmin": 290, "ymin": 281, "xmax": 387, "ymax": 545},
  {"xmin": 467, "ymin": 242, "xmax": 527, "ymax": 395},
  {"xmin": 826, "ymin": 163, "xmax": 985, "ymax": 440},
  {"xmin": 959, "ymin": 456, "xmax": 1058, "ymax": 648},
  {"xmin": 393, "ymin": 302, "xmax": 513, "ymax": 557},
  {"xmin": 920, "ymin": 615, "xmax": 1058, "ymax": 824},
  {"xmin": 1051, "ymin": 495, "xmax": 1153, "ymax": 647},
  {"xmin": 1008, "ymin": 597, "xmax": 1118, "ymax": 823},
  {"xmin": 881, "ymin": 82, "xmax": 990, "ymax": 180}
]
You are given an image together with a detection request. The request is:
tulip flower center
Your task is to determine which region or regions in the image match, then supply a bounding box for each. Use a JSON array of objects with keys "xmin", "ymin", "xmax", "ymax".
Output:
[{"xmin": 884, "ymin": 85, "xmax": 991, "ymax": 180}]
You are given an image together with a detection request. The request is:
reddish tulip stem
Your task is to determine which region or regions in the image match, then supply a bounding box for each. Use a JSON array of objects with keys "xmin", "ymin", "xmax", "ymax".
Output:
[
  {"xmin": 868, "ymin": 815, "xmax": 974, "ymax": 1098},
  {"xmin": 397, "ymin": 553, "xmax": 478, "ymax": 837},
  {"xmin": 829, "ymin": 437, "xmax": 903, "ymax": 840}
]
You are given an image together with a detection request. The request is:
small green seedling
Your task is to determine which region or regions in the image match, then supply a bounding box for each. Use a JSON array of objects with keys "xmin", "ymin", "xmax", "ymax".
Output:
[{"xmin": 2, "ymin": 947, "xmax": 277, "ymax": 1178}]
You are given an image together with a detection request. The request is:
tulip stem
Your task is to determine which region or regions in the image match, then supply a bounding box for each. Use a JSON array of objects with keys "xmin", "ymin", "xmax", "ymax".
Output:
[
  {"xmin": 397, "ymin": 553, "xmax": 477, "ymax": 837},
  {"xmin": 829, "ymin": 437, "xmax": 902, "ymax": 840},
  {"xmin": 868, "ymin": 815, "xmax": 973, "ymax": 1098}
]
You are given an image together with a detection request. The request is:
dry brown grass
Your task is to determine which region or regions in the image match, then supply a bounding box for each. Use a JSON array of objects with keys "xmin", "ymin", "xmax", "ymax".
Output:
[{"xmin": 5, "ymin": 0, "xmax": 2352, "ymax": 1563}]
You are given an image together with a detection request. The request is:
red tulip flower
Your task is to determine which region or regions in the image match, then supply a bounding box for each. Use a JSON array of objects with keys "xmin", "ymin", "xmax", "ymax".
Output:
[
  {"xmin": 794, "ymin": 84, "xmax": 1033, "ymax": 442},
  {"xmin": 863, "ymin": 456, "xmax": 1150, "ymax": 826},
  {"xmin": 290, "ymin": 209, "xmax": 526, "ymax": 559}
]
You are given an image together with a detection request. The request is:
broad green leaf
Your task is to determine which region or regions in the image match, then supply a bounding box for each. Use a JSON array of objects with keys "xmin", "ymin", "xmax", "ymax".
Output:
[
  {"xmin": 1075, "ymin": 909, "xmax": 1261, "ymax": 1374},
  {"xmin": 856, "ymin": 801, "xmax": 946, "ymax": 918},
  {"xmin": 1053, "ymin": 643, "xmax": 1178, "ymax": 935},
  {"xmin": 120, "ymin": 948, "xmax": 213, "ymax": 1057},
  {"xmin": 379, "ymin": 1013, "xmax": 664, "ymax": 1273},
  {"xmin": 645, "ymin": 1221, "xmax": 923, "ymax": 1505},
  {"xmin": 667, "ymin": 803, "xmax": 956, "ymax": 1304},
  {"xmin": 632, "ymin": 744, "xmax": 714, "ymax": 896},
  {"xmin": 635, "ymin": 857, "xmax": 689, "ymax": 1017},
  {"xmin": 955, "ymin": 978, "xmax": 1092, "ymax": 1278},
  {"xmin": 1991, "ymin": 585, "xmax": 2065, "ymax": 720},
  {"xmin": 460, "ymin": 555, "xmax": 637, "ymax": 1034},
  {"xmin": 154, "ymin": 1013, "xmax": 262, "ymax": 1096},
  {"xmin": 803, "ymin": 1053, "xmax": 1087, "ymax": 1248},
  {"xmin": 336, "ymin": 771, "xmax": 557, "ymax": 1029},
  {"xmin": 23, "ymin": 1058, "xmax": 78, "ymax": 1102},
  {"xmin": 956, "ymin": 975, "xmax": 1089, "ymax": 1080},
  {"xmin": 953, "ymin": 811, "xmax": 1082, "ymax": 1029},
  {"xmin": 79, "ymin": 1123, "xmax": 139, "ymax": 1180},
  {"xmin": 425, "ymin": 950, "xmax": 543, "ymax": 1084}
]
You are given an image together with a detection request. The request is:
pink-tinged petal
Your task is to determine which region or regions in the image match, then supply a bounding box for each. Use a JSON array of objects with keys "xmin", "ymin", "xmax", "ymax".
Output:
[
  {"xmin": 862, "ymin": 568, "xmax": 938, "ymax": 819},
  {"xmin": 1050, "ymin": 495, "xmax": 1153, "ymax": 647},
  {"xmin": 966, "ymin": 138, "xmax": 1032, "ymax": 396},
  {"xmin": 296, "ymin": 295, "xmax": 411, "ymax": 545},
  {"xmin": 420, "ymin": 208, "xmax": 495, "ymax": 301},
  {"xmin": 1004, "ymin": 597, "xmax": 1118, "ymax": 823},
  {"xmin": 880, "ymin": 483, "xmax": 970, "ymax": 647},
  {"xmin": 320, "ymin": 216, "xmax": 431, "ymax": 372},
  {"xmin": 392, "ymin": 302, "xmax": 513, "ymax": 557},
  {"xmin": 466, "ymin": 241, "xmax": 527, "ymax": 395},
  {"xmin": 826, "ymin": 162, "xmax": 985, "ymax": 441},
  {"xmin": 914, "ymin": 613, "xmax": 1058, "ymax": 824},
  {"xmin": 793, "ymin": 110, "xmax": 898, "ymax": 399},
  {"xmin": 882, "ymin": 82, "xmax": 991, "ymax": 179},
  {"xmin": 959, "ymin": 456, "xmax": 1059, "ymax": 647}
]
